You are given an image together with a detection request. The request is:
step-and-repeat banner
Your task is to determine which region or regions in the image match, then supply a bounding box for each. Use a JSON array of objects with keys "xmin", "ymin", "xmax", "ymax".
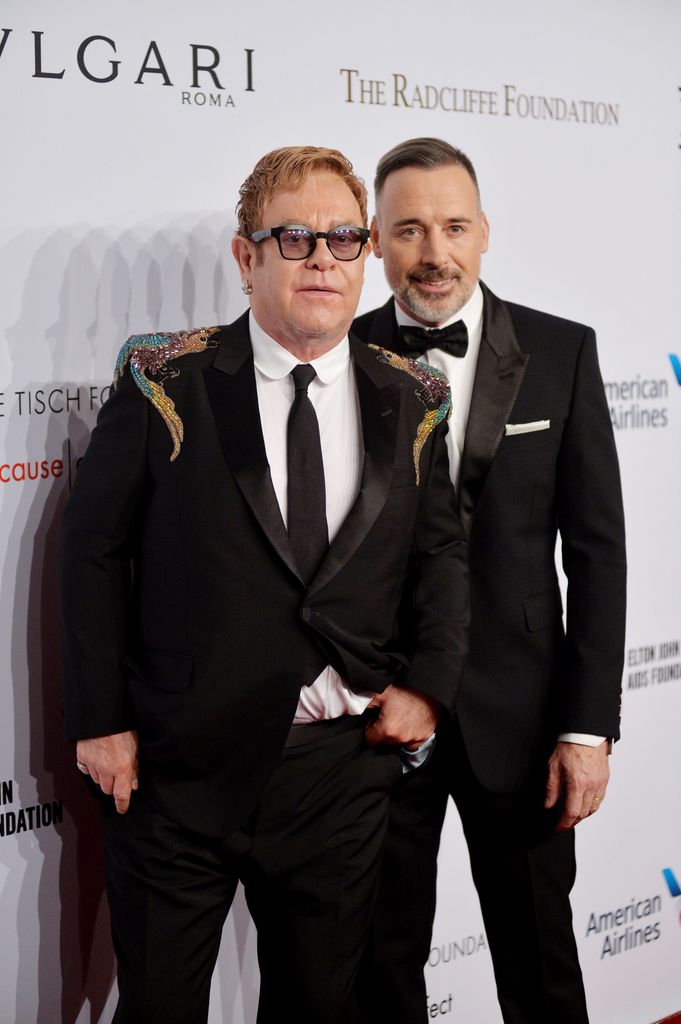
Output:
[{"xmin": 1, "ymin": 1, "xmax": 680, "ymax": 1021}]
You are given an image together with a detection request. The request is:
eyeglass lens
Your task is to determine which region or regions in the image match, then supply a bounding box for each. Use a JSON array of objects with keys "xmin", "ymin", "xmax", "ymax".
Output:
[{"xmin": 279, "ymin": 227, "xmax": 365, "ymax": 260}]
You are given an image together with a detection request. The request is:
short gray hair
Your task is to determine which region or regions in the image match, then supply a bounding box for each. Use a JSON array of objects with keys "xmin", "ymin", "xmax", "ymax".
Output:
[{"xmin": 374, "ymin": 137, "xmax": 480, "ymax": 201}]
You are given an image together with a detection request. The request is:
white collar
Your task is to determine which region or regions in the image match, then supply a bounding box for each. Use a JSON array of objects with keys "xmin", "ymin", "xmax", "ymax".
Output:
[{"xmin": 249, "ymin": 311, "xmax": 350, "ymax": 385}]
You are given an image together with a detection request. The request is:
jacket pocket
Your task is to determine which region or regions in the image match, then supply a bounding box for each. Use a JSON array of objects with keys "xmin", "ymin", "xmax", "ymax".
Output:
[
  {"xmin": 498, "ymin": 420, "xmax": 563, "ymax": 450},
  {"xmin": 522, "ymin": 590, "xmax": 563, "ymax": 633},
  {"xmin": 122, "ymin": 647, "xmax": 194, "ymax": 693}
]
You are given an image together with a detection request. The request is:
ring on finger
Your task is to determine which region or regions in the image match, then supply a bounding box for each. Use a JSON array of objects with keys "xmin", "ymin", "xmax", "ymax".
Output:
[{"xmin": 76, "ymin": 761, "xmax": 89, "ymax": 774}]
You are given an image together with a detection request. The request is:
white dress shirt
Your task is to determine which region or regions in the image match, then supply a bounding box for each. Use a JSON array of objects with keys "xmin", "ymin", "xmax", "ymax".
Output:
[
  {"xmin": 393, "ymin": 286, "xmax": 603, "ymax": 750},
  {"xmin": 249, "ymin": 313, "xmax": 373, "ymax": 723}
]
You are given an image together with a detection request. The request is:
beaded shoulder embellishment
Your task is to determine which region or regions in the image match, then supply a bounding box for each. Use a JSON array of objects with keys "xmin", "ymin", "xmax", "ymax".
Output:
[
  {"xmin": 114, "ymin": 327, "xmax": 219, "ymax": 461},
  {"xmin": 369, "ymin": 345, "xmax": 452, "ymax": 485}
]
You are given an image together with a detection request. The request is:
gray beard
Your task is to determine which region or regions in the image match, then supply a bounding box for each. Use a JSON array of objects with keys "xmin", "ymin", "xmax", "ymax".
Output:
[{"xmin": 393, "ymin": 278, "xmax": 474, "ymax": 325}]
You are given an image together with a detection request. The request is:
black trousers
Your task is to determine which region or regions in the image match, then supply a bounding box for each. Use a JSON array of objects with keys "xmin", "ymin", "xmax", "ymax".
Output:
[
  {"xmin": 357, "ymin": 719, "xmax": 589, "ymax": 1024},
  {"xmin": 101, "ymin": 715, "xmax": 402, "ymax": 1024}
]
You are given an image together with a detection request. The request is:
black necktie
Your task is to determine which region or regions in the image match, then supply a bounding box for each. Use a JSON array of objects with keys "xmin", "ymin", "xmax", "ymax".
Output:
[
  {"xmin": 287, "ymin": 365, "xmax": 329, "ymax": 685},
  {"xmin": 287, "ymin": 364, "xmax": 328, "ymax": 586},
  {"xmin": 397, "ymin": 320, "xmax": 469, "ymax": 359}
]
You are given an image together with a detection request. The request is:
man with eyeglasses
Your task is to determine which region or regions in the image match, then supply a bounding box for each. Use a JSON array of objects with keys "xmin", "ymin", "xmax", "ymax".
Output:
[{"xmin": 60, "ymin": 145, "xmax": 469, "ymax": 1024}]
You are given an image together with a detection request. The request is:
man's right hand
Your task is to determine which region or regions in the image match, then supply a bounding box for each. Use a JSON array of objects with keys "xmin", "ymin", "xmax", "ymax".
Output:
[
  {"xmin": 76, "ymin": 730, "xmax": 139, "ymax": 814},
  {"xmin": 365, "ymin": 685, "xmax": 440, "ymax": 749}
]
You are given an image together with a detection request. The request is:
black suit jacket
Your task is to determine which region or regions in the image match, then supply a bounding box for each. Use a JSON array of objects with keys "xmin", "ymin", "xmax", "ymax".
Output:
[
  {"xmin": 60, "ymin": 312, "xmax": 468, "ymax": 836},
  {"xmin": 352, "ymin": 283, "xmax": 626, "ymax": 792}
]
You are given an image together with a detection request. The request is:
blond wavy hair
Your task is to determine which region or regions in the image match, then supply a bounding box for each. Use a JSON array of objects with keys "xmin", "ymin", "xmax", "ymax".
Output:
[{"xmin": 236, "ymin": 146, "xmax": 368, "ymax": 236}]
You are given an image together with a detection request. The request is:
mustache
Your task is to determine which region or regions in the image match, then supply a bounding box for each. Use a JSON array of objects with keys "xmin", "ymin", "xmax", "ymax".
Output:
[{"xmin": 409, "ymin": 268, "xmax": 460, "ymax": 284}]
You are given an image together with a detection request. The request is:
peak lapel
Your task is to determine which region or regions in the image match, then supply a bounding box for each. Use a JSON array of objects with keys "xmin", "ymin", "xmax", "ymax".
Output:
[
  {"xmin": 362, "ymin": 299, "xmax": 400, "ymax": 351},
  {"xmin": 308, "ymin": 337, "xmax": 402, "ymax": 596},
  {"xmin": 202, "ymin": 313, "xmax": 302, "ymax": 584},
  {"xmin": 458, "ymin": 284, "xmax": 529, "ymax": 535}
]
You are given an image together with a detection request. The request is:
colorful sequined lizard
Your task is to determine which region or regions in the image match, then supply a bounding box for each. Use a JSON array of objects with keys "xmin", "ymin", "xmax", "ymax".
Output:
[
  {"xmin": 369, "ymin": 345, "xmax": 452, "ymax": 485},
  {"xmin": 114, "ymin": 327, "xmax": 219, "ymax": 461}
]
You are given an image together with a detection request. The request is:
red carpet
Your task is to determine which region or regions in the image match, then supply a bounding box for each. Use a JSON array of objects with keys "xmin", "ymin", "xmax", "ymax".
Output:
[{"xmin": 655, "ymin": 1015, "xmax": 681, "ymax": 1023}]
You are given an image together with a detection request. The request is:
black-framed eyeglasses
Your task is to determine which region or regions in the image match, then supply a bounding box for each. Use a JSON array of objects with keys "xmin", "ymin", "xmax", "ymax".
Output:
[{"xmin": 249, "ymin": 224, "xmax": 370, "ymax": 261}]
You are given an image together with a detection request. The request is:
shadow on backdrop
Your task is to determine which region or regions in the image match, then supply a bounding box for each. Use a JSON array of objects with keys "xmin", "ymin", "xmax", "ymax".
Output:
[{"xmin": 3, "ymin": 215, "xmax": 243, "ymax": 1022}]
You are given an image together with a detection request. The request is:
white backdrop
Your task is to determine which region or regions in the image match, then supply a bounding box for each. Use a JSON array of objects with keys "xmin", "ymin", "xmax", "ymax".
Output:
[{"xmin": 1, "ymin": 1, "xmax": 680, "ymax": 1021}]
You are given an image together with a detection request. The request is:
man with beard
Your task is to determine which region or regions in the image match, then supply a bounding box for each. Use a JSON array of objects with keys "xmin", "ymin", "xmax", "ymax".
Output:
[{"xmin": 353, "ymin": 137, "xmax": 626, "ymax": 1024}]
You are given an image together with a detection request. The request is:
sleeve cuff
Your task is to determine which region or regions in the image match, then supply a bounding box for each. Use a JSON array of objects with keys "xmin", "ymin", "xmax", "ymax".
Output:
[{"xmin": 558, "ymin": 732, "xmax": 609, "ymax": 749}]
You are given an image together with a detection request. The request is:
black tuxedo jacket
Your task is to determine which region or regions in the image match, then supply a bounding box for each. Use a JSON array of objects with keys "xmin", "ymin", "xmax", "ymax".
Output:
[
  {"xmin": 60, "ymin": 312, "xmax": 468, "ymax": 836},
  {"xmin": 352, "ymin": 283, "xmax": 626, "ymax": 792}
]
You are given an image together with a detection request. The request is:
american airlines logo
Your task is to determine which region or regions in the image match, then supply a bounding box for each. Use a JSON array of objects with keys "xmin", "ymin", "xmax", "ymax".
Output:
[
  {"xmin": 669, "ymin": 354, "xmax": 681, "ymax": 386},
  {"xmin": 662, "ymin": 867, "xmax": 681, "ymax": 928}
]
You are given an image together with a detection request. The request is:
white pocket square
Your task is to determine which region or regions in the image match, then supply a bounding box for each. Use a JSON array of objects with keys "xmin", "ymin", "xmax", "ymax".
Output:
[{"xmin": 505, "ymin": 419, "xmax": 550, "ymax": 436}]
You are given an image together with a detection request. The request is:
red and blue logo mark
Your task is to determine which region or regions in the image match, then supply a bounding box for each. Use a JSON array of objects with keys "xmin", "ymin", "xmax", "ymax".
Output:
[
  {"xmin": 662, "ymin": 867, "xmax": 681, "ymax": 927},
  {"xmin": 663, "ymin": 868, "xmax": 681, "ymax": 897},
  {"xmin": 669, "ymin": 355, "xmax": 681, "ymax": 386}
]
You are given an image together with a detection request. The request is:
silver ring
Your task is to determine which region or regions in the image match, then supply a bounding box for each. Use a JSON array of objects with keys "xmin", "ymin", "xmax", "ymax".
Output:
[{"xmin": 76, "ymin": 761, "xmax": 89, "ymax": 774}]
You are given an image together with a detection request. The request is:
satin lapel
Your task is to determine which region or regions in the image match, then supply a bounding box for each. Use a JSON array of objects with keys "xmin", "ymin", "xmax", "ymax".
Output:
[
  {"xmin": 458, "ymin": 284, "xmax": 529, "ymax": 535},
  {"xmin": 364, "ymin": 299, "xmax": 401, "ymax": 351},
  {"xmin": 308, "ymin": 337, "xmax": 402, "ymax": 596},
  {"xmin": 202, "ymin": 313, "xmax": 302, "ymax": 584}
]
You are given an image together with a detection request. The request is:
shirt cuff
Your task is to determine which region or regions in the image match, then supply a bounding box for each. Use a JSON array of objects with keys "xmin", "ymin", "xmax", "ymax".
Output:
[
  {"xmin": 558, "ymin": 732, "xmax": 607, "ymax": 747},
  {"xmin": 401, "ymin": 732, "xmax": 436, "ymax": 773}
]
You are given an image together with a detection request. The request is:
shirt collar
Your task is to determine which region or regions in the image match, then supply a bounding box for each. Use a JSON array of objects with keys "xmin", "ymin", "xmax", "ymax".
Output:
[
  {"xmin": 393, "ymin": 282, "xmax": 484, "ymax": 340},
  {"xmin": 249, "ymin": 311, "xmax": 350, "ymax": 385}
]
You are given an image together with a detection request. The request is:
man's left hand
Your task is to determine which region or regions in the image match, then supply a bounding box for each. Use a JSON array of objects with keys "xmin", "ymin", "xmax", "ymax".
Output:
[
  {"xmin": 365, "ymin": 685, "xmax": 440, "ymax": 749},
  {"xmin": 544, "ymin": 740, "xmax": 610, "ymax": 831}
]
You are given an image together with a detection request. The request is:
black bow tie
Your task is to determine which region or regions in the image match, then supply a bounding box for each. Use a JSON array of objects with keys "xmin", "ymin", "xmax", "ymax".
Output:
[{"xmin": 398, "ymin": 320, "xmax": 468, "ymax": 359}]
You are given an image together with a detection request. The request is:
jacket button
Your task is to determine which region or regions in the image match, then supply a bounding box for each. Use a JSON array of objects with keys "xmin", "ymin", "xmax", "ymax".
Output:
[{"xmin": 301, "ymin": 608, "xmax": 311, "ymax": 622}]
